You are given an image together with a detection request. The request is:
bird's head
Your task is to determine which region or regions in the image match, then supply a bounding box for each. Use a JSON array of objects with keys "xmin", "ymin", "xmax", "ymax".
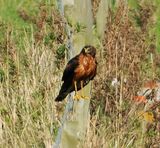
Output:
[{"xmin": 81, "ymin": 45, "xmax": 96, "ymax": 57}]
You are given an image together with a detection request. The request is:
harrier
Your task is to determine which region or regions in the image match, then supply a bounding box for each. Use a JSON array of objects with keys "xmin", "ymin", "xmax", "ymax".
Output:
[{"xmin": 55, "ymin": 45, "xmax": 97, "ymax": 101}]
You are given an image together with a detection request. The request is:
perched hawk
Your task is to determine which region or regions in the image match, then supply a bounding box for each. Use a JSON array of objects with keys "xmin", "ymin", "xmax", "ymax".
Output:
[{"xmin": 55, "ymin": 45, "xmax": 97, "ymax": 101}]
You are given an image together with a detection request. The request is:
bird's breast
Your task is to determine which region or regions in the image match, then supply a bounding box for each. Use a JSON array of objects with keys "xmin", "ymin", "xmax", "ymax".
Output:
[{"xmin": 73, "ymin": 54, "xmax": 96, "ymax": 81}]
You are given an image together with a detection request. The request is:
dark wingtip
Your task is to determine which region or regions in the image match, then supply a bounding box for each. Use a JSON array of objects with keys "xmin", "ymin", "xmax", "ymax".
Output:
[
  {"xmin": 55, "ymin": 95, "xmax": 64, "ymax": 102},
  {"xmin": 55, "ymin": 97, "xmax": 61, "ymax": 102}
]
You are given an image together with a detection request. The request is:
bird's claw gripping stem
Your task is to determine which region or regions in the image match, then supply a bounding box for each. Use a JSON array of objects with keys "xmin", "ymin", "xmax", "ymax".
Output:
[{"xmin": 74, "ymin": 81, "xmax": 90, "ymax": 100}]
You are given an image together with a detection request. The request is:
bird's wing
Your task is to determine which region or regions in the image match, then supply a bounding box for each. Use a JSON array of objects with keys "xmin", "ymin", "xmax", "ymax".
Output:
[
  {"xmin": 62, "ymin": 55, "xmax": 79, "ymax": 81},
  {"xmin": 90, "ymin": 59, "xmax": 97, "ymax": 80}
]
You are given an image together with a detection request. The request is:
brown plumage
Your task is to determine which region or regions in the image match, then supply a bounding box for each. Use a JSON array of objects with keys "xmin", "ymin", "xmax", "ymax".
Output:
[{"xmin": 55, "ymin": 45, "xmax": 97, "ymax": 101}]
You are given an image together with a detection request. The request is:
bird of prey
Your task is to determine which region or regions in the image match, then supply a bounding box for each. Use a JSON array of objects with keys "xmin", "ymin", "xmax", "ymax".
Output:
[{"xmin": 55, "ymin": 45, "xmax": 97, "ymax": 102}]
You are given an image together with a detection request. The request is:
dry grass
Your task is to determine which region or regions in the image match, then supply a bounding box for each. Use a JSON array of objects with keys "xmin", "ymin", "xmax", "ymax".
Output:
[
  {"xmin": 0, "ymin": 3, "xmax": 64, "ymax": 147},
  {"xmin": 0, "ymin": 1, "xmax": 160, "ymax": 148},
  {"xmin": 91, "ymin": 0, "xmax": 101, "ymax": 20},
  {"xmin": 87, "ymin": 2, "xmax": 160, "ymax": 148},
  {"xmin": 0, "ymin": 27, "xmax": 59, "ymax": 147}
]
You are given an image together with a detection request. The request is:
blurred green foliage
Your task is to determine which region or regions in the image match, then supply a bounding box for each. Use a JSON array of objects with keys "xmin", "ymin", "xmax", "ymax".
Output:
[
  {"xmin": 56, "ymin": 44, "xmax": 66, "ymax": 59},
  {"xmin": 44, "ymin": 32, "xmax": 56, "ymax": 45}
]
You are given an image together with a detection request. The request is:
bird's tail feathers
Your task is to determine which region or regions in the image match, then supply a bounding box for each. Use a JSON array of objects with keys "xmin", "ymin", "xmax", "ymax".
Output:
[
  {"xmin": 55, "ymin": 82, "xmax": 72, "ymax": 101},
  {"xmin": 55, "ymin": 91, "xmax": 69, "ymax": 101}
]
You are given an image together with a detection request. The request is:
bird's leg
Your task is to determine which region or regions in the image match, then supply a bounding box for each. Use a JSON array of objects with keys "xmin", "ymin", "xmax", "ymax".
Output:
[
  {"xmin": 74, "ymin": 81, "xmax": 81, "ymax": 100},
  {"xmin": 81, "ymin": 80, "xmax": 84, "ymax": 97},
  {"xmin": 80, "ymin": 80, "xmax": 89, "ymax": 99}
]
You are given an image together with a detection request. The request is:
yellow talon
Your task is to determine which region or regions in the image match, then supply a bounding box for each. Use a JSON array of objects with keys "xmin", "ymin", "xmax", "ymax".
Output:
[
  {"xmin": 74, "ymin": 80, "xmax": 90, "ymax": 100},
  {"xmin": 74, "ymin": 94, "xmax": 82, "ymax": 100},
  {"xmin": 81, "ymin": 96, "xmax": 90, "ymax": 99}
]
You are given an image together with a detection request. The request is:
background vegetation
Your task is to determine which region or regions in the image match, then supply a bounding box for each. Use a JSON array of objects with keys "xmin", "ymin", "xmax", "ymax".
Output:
[{"xmin": 0, "ymin": 0, "xmax": 160, "ymax": 147}]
